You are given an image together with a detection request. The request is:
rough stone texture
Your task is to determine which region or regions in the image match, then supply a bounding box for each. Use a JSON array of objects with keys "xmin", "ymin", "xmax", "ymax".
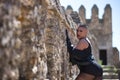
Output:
[
  {"xmin": 0, "ymin": 0, "xmax": 119, "ymax": 80},
  {"xmin": 113, "ymin": 47, "xmax": 119, "ymax": 66},
  {"xmin": 79, "ymin": 5, "xmax": 86, "ymax": 24},
  {"xmin": 112, "ymin": 47, "xmax": 120, "ymax": 79},
  {"xmin": 0, "ymin": 0, "xmax": 78, "ymax": 80}
]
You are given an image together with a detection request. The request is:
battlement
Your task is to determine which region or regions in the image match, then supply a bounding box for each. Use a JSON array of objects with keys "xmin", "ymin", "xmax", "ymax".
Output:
[{"xmin": 66, "ymin": 4, "xmax": 112, "ymax": 26}]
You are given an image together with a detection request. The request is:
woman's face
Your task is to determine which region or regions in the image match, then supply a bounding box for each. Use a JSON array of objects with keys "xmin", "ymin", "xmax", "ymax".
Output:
[{"xmin": 76, "ymin": 27, "xmax": 88, "ymax": 39}]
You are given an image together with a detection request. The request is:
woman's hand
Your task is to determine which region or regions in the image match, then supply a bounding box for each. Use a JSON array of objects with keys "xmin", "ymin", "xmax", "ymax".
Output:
[{"xmin": 65, "ymin": 29, "xmax": 70, "ymax": 42}]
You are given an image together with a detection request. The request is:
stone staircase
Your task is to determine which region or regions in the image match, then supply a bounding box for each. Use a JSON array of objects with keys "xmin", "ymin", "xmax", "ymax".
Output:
[{"xmin": 102, "ymin": 65, "xmax": 120, "ymax": 80}]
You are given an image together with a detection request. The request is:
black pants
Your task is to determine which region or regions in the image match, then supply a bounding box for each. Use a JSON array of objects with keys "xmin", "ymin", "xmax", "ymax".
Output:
[{"xmin": 78, "ymin": 61, "xmax": 103, "ymax": 78}]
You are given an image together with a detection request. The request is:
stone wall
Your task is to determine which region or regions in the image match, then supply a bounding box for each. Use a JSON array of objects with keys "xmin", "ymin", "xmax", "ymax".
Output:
[
  {"xmin": 113, "ymin": 47, "xmax": 119, "ymax": 66},
  {"xmin": 0, "ymin": 0, "xmax": 78, "ymax": 80}
]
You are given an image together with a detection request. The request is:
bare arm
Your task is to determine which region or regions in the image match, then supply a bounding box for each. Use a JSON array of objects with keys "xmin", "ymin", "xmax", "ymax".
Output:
[{"xmin": 76, "ymin": 39, "xmax": 89, "ymax": 50}]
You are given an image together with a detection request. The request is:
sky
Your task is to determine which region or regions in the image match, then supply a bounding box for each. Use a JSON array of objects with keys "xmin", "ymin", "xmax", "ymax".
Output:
[{"xmin": 60, "ymin": 0, "xmax": 120, "ymax": 52}]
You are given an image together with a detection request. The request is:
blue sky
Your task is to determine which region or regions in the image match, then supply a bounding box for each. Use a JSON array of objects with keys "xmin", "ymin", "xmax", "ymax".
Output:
[{"xmin": 60, "ymin": 0, "xmax": 120, "ymax": 52}]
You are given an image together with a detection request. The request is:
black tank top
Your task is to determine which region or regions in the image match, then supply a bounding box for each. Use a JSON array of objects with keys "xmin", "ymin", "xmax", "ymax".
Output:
[{"xmin": 74, "ymin": 38, "xmax": 94, "ymax": 65}]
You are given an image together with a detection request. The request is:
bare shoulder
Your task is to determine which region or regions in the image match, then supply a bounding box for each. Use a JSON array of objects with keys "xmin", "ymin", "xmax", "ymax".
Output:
[{"xmin": 76, "ymin": 38, "xmax": 89, "ymax": 50}]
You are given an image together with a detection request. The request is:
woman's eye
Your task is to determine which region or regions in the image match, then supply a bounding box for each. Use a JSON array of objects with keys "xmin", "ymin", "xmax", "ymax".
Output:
[
  {"xmin": 78, "ymin": 30, "xmax": 83, "ymax": 32},
  {"xmin": 77, "ymin": 30, "xmax": 83, "ymax": 32},
  {"xmin": 80, "ymin": 30, "xmax": 83, "ymax": 32}
]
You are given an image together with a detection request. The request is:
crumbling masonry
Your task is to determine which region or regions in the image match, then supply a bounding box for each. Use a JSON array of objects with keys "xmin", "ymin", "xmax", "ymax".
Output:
[{"xmin": 0, "ymin": 0, "xmax": 119, "ymax": 80}]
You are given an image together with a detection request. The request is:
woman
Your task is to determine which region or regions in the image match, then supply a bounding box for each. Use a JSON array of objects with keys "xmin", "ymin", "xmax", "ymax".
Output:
[{"xmin": 66, "ymin": 24, "xmax": 103, "ymax": 80}]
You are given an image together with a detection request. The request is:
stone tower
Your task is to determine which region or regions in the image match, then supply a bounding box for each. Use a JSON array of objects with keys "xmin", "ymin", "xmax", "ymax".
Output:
[
  {"xmin": 66, "ymin": 5, "xmax": 73, "ymax": 15},
  {"xmin": 79, "ymin": 5, "xmax": 86, "ymax": 24},
  {"xmin": 66, "ymin": 5, "xmax": 80, "ymax": 25}
]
